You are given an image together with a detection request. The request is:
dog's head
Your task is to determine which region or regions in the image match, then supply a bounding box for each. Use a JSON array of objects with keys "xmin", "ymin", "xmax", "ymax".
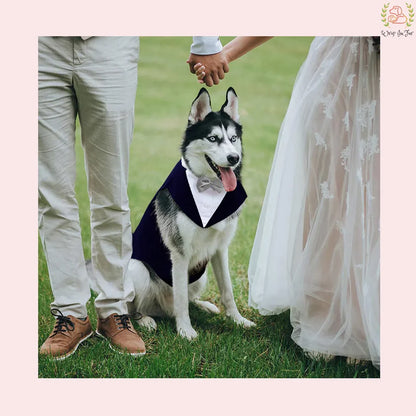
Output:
[{"xmin": 182, "ymin": 87, "xmax": 243, "ymax": 192}]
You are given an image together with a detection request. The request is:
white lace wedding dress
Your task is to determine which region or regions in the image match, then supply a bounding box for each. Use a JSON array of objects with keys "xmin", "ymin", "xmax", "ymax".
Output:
[{"xmin": 248, "ymin": 37, "xmax": 380, "ymax": 367}]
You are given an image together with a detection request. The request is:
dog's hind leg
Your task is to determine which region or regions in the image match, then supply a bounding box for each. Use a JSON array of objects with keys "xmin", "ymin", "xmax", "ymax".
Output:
[
  {"xmin": 193, "ymin": 299, "xmax": 220, "ymax": 314},
  {"xmin": 126, "ymin": 259, "xmax": 158, "ymax": 331},
  {"xmin": 136, "ymin": 315, "xmax": 157, "ymax": 331},
  {"xmin": 211, "ymin": 250, "xmax": 255, "ymax": 328},
  {"xmin": 189, "ymin": 272, "xmax": 220, "ymax": 314},
  {"xmin": 128, "ymin": 307, "xmax": 157, "ymax": 331}
]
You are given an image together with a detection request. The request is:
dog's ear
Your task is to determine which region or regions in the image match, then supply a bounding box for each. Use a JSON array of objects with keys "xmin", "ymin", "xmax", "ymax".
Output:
[
  {"xmin": 221, "ymin": 87, "xmax": 239, "ymax": 123},
  {"xmin": 188, "ymin": 88, "xmax": 212, "ymax": 125}
]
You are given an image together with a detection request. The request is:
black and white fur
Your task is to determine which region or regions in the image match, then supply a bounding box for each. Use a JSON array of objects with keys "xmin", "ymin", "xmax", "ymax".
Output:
[{"xmin": 128, "ymin": 88, "xmax": 255, "ymax": 339}]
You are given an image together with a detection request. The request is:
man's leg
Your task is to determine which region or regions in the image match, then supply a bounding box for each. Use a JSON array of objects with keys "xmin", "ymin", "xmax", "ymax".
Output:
[
  {"xmin": 38, "ymin": 36, "xmax": 91, "ymax": 318},
  {"xmin": 74, "ymin": 36, "xmax": 145, "ymax": 355},
  {"xmin": 38, "ymin": 36, "xmax": 93, "ymax": 359}
]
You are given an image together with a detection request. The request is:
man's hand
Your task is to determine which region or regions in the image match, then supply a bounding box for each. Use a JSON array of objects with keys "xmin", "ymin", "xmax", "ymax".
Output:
[{"xmin": 187, "ymin": 51, "xmax": 229, "ymax": 87}]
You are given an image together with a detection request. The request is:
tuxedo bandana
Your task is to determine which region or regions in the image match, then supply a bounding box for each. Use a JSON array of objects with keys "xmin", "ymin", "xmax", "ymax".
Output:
[{"xmin": 131, "ymin": 160, "xmax": 247, "ymax": 286}]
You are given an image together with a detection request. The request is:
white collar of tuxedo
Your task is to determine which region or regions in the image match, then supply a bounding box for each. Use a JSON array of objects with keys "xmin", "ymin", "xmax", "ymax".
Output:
[{"xmin": 181, "ymin": 158, "xmax": 227, "ymax": 227}]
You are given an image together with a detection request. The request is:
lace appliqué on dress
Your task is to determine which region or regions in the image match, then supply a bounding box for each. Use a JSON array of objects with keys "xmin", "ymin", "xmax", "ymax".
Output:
[
  {"xmin": 336, "ymin": 220, "xmax": 345, "ymax": 234},
  {"xmin": 346, "ymin": 74, "xmax": 356, "ymax": 97},
  {"xmin": 314, "ymin": 132, "xmax": 328, "ymax": 150},
  {"xmin": 320, "ymin": 181, "xmax": 334, "ymax": 199},
  {"xmin": 366, "ymin": 182, "xmax": 376, "ymax": 200},
  {"xmin": 320, "ymin": 94, "xmax": 334, "ymax": 119},
  {"xmin": 357, "ymin": 100, "xmax": 377, "ymax": 129},
  {"xmin": 359, "ymin": 134, "xmax": 380, "ymax": 160},
  {"xmin": 350, "ymin": 41, "xmax": 359, "ymax": 58},
  {"xmin": 340, "ymin": 145, "xmax": 351, "ymax": 171}
]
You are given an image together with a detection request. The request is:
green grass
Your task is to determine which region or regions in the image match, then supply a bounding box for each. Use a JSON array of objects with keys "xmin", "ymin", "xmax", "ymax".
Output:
[{"xmin": 38, "ymin": 36, "xmax": 380, "ymax": 378}]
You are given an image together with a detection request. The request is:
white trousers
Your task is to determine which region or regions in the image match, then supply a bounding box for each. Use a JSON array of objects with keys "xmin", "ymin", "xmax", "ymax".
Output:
[{"xmin": 38, "ymin": 36, "xmax": 140, "ymax": 318}]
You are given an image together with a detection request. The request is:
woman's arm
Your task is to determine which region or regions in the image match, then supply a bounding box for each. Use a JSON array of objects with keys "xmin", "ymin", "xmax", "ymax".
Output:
[
  {"xmin": 191, "ymin": 36, "xmax": 273, "ymax": 86},
  {"xmin": 222, "ymin": 36, "xmax": 273, "ymax": 63}
]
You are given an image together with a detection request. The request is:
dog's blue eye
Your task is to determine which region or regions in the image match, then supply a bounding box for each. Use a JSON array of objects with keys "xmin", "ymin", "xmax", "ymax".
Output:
[
  {"xmin": 207, "ymin": 136, "xmax": 217, "ymax": 142},
  {"xmin": 230, "ymin": 135, "xmax": 238, "ymax": 143}
]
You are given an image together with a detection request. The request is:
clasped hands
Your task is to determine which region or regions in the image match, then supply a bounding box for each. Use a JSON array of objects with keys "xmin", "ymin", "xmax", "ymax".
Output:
[{"xmin": 187, "ymin": 50, "xmax": 229, "ymax": 87}]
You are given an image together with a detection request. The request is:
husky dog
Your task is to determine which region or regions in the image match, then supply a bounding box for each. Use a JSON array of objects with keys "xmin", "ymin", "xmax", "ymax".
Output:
[{"xmin": 127, "ymin": 87, "xmax": 255, "ymax": 340}]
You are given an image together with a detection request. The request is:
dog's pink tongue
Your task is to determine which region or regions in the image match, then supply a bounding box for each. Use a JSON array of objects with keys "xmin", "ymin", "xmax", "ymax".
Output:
[{"xmin": 219, "ymin": 167, "xmax": 237, "ymax": 192}]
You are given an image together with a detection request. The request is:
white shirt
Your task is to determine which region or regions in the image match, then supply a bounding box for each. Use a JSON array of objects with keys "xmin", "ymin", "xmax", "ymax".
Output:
[
  {"xmin": 181, "ymin": 159, "xmax": 226, "ymax": 227},
  {"xmin": 190, "ymin": 36, "xmax": 222, "ymax": 55},
  {"xmin": 80, "ymin": 36, "xmax": 222, "ymax": 56}
]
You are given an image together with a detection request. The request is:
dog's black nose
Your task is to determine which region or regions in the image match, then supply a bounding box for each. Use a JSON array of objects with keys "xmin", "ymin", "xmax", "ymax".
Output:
[{"xmin": 227, "ymin": 154, "xmax": 240, "ymax": 166}]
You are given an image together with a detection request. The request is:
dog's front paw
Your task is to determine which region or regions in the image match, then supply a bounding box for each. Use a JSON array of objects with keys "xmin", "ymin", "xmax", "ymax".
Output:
[{"xmin": 177, "ymin": 324, "xmax": 198, "ymax": 340}]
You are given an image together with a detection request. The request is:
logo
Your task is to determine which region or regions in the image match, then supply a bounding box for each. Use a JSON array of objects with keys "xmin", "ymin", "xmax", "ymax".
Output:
[{"xmin": 381, "ymin": 3, "xmax": 414, "ymax": 27}]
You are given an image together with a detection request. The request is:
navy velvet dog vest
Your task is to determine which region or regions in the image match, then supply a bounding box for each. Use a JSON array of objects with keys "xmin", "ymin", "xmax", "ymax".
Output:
[{"xmin": 131, "ymin": 161, "xmax": 247, "ymax": 286}]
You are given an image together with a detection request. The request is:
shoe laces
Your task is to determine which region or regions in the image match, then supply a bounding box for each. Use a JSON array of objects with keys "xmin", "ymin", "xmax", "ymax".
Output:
[
  {"xmin": 50, "ymin": 308, "xmax": 75, "ymax": 336},
  {"xmin": 114, "ymin": 314, "xmax": 134, "ymax": 332}
]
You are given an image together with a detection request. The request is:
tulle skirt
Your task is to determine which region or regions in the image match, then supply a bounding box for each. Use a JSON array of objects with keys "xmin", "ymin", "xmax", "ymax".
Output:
[{"xmin": 248, "ymin": 37, "xmax": 380, "ymax": 367}]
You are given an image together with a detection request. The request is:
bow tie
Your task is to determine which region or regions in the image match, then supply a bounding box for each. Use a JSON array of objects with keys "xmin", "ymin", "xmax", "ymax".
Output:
[{"xmin": 196, "ymin": 176, "xmax": 224, "ymax": 193}]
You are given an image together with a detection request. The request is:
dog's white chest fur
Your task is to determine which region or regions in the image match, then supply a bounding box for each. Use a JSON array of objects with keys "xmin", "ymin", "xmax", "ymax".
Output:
[{"xmin": 176, "ymin": 210, "xmax": 237, "ymax": 268}]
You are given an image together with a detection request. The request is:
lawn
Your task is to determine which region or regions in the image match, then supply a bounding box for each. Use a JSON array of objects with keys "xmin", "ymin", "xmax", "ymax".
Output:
[{"xmin": 38, "ymin": 36, "xmax": 380, "ymax": 378}]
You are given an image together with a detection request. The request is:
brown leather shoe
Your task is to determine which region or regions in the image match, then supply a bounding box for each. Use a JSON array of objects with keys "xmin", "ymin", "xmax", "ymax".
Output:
[
  {"xmin": 40, "ymin": 309, "xmax": 93, "ymax": 360},
  {"xmin": 96, "ymin": 313, "xmax": 146, "ymax": 356}
]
